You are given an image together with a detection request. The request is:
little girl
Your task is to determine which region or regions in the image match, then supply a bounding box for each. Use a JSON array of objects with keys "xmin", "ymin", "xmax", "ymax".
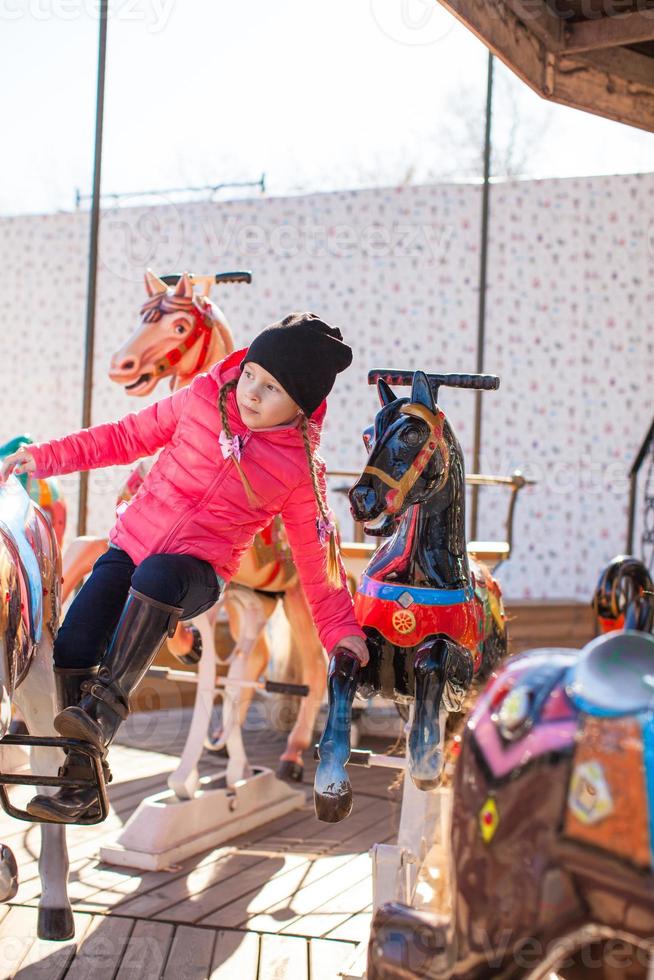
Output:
[{"xmin": 1, "ymin": 311, "xmax": 368, "ymax": 822}]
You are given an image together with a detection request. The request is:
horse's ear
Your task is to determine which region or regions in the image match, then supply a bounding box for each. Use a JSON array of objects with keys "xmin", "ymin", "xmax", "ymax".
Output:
[
  {"xmin": 377, "ymin": 379, "xmax": 397, "ymax": 406},
  {"xmin": 144, "ymin": 268, "xmax": 167, "ymax": 297},
  {"xmin": 174, "ymin": 272, "xmax": 194, "ymax": 299},
  {"xmin": 411, "ymin": 371, "xmax": 435, "ymax": 412}
]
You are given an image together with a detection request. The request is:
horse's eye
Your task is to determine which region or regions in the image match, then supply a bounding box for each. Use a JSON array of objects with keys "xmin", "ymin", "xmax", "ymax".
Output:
[
  {"xmin": 362, "ymin": 428, "xmax": 374, "ymax": 451},
  {"xmin": 174, "ymin": 323, "xmax": 187, "ymax": 335},
  {"xmin": 403, "ymin": 426, "xmax": 424, "ymax": 448}
]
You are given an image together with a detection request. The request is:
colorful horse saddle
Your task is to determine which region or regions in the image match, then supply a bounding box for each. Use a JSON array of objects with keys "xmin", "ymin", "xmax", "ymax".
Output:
[
  {"xmin": 355, "ymin": 573, "xmax": 483, "ymax": 653},
  {"xmin": 0, "ymin": 479, "xmax": 43, "ymax": 644}
]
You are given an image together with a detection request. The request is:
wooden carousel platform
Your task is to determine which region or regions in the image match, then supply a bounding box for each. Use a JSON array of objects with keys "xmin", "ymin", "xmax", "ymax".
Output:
[{"xmin": 0, "ymin": 708, "xmax": 400, "ymax": 980}]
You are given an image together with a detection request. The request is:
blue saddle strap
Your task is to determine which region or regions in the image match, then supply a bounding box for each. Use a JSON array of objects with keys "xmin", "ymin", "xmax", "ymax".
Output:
[{"xmin": 358, "ymin": 573, "xmax": 474, "ymax": 606}]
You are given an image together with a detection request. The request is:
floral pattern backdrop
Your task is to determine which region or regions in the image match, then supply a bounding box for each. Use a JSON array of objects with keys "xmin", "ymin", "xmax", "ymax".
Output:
[{"xmin": 1, "ymin": 174, "xmax": 652, "ymax": 600}]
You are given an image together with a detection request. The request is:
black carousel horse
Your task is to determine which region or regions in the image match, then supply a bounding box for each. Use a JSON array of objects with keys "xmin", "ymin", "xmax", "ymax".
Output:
[
  {"xmin": 593, "ymin": 554, "xmax": 654, "ymax": 634},
  {"xmin": 314, "ymin": 370, "xmax": 507, "ymax": 822}
]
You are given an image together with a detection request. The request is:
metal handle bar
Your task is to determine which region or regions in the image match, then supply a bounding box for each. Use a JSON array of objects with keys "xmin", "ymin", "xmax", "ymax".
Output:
[
  {"xmin": 313, "ymin": 745, "xmax": 406, "ymax": 769},
  {"xmin": 146, "ymin": 666, "xmax": 309, "ymax": 697},
  {"xmin": 161, "ymin": 271, "xmax": 252, "ymax": 287},
  {"xmin": 368, "ymin": 369, "xmax": 500, "ymax": 392}
]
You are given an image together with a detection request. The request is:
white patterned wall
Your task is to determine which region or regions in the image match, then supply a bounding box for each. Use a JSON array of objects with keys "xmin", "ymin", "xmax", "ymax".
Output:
[{"xmin": 1, "ymin": 175, "xmax": 652, "ymax": 600}]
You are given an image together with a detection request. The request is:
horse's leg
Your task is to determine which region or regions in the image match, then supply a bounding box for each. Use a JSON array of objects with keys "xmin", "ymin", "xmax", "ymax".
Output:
[
  {"xmin": 16, "ymin": 646, "xmax": 73, "ymax": 940},
  {"xmin": 0, "ymin": 846, "xmax": 17, "ymax": 902},
  {"xmin": 167, "ymin": 610, "xmax": 217, "ymax": 800},
  {"xmin": 222, "ymin": 649, "xmax": 255, "ymax": 787},
  {"xmin": 314, "ymin": 650, "xmax": 360, "ymax": 823},
  {"xmin": 278, "ymin": 584, "xmax": 327, "ymax": 779},
  {"xmin": 60, "ymin": 537, "xmax": 108, "ymax": 604},
  {"xmin": 408, "ymin": 637, "xmax": 473, "ymax": 790},
  {"xmin": 206, "ymin": 590, "xmax": 270, "ymax": 747}
]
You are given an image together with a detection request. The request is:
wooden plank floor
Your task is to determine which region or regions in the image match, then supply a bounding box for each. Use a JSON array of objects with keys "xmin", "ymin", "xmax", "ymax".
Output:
[{"xmin": 0, "ymin": 705, "xmax": 401, "ymax": 979}]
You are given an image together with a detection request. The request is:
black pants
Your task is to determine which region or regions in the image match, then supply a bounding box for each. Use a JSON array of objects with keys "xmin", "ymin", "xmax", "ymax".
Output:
[{"xmin": 54, "ymin": 548, "xmax": 221, "ymax": 670}]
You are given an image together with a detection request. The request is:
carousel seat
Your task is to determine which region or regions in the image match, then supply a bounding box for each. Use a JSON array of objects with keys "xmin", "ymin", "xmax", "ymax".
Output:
[
  {"xmin": 567, "ymin": 631, "xmax": 654, "ymax": 717},
  {"xmin": 467, "ymin": 540, "xmax": 510, "ymax": 570}
]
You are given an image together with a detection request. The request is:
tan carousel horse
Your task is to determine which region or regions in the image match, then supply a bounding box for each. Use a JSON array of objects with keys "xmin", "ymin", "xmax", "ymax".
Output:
[{"xmin": 61, "ymin": 270, "xmax": 327, "ymax": 787}]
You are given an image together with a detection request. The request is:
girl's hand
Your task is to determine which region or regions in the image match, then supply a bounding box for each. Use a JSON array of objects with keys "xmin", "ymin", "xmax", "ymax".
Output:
[
  {"xmin": 0, "ymin": 449, "xmax": 36, "ymax": 484},
  {"xmin": 331, "ymin": 634, "xmax": 369, "ymax": 667}
]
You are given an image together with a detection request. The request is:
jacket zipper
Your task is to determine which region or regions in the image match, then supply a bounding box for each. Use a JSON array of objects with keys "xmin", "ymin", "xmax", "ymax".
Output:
[{"xmin": 156, "ymin": 431, "xmax": 252, "ymax": 553}]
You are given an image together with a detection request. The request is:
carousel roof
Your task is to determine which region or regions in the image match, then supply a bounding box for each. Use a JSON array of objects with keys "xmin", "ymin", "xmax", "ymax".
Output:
[{"xmin": 438, "ymin": 0, "xmax": 654, "ymax": 131}]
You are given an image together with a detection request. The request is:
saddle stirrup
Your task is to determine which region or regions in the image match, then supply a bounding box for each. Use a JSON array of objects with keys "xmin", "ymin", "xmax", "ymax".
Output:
[{"xmin": 26, "ymin": 666, "xmax": 107, "ymax": 824}]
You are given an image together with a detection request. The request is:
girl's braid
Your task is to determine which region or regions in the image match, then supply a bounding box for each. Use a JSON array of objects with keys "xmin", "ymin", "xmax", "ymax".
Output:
[
  {"xmin": 300, "ymin": 415, "xmax": 341, "ymax": 587},
  {"xmin": 218, "ymin": 380, "xmax": 259, "ymax": 506}
]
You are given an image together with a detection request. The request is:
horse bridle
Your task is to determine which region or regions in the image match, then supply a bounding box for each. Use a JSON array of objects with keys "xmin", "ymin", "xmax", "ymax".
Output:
[
  {"xmin": 363, "ymin": 402, "xmax": 451, "ymax": 515},
  {"xmin": 149, "ymin": 301, "xmax": 215, "ymax": 382}
]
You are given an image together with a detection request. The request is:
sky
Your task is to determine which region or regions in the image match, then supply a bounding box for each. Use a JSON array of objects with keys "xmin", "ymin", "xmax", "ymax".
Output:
[{"xmin": 2, "ymin": 0, "xmax": 654, "ymax": 216}]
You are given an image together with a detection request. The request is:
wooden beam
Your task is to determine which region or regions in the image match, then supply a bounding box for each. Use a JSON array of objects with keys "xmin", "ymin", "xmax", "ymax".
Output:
[
  {"xmin": 553, "ymin": 54, "xmax": 654, "ymax": 130},
  {"xmin": 572, "ymin": 46, "xmax": 654, "ymax": 88},
  {"xmin": 440, "ymin": 0, "xmax": 654, "ymax": 133},
  {"xmin": 504, "ymin": 0, "xmax": 564, "ymax": 49},
  {"xmin": 437, "ymin": 0, "xmax": 654, "ymax": 131},
  {"xmin": 564, "ymin": 10, "xmax": 654, "ymax": 53}
]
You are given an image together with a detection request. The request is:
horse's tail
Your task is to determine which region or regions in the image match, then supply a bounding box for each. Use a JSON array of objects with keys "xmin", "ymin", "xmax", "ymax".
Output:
[{"xmin": 592, "ymin": 555, "xmax": 654, "ymax": 634}]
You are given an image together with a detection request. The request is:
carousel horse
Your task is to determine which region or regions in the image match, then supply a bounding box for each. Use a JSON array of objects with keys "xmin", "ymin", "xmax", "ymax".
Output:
[
  {"xmin": 63, "ymin": 270, "xmax": 327, "ymax": 784},
  {"xmin": 369, "ymin": 629, "xmax": 654, "ymax": 979},
  {"xmin": 314, "ymin": 369, "xmax": 507, "ymax": 822},
  {"xmin": 0, "ymin": 477, "xmax": 106, "ymax": 940},
  {"xmin": 592, "ymin": 554, "xmax": 654, "ymax": 634},
  {"xmin": 0, "ymin": 437, "xmax": 66, "ymax": 547}
]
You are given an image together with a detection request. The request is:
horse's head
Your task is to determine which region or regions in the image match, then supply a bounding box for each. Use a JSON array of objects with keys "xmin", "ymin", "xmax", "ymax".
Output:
[
  {"xmin": 349, "ymin": 371, "xmax": 451, "ymax": 534},
  {"xmin": 109, "ymin": 270, "xmax": 235, "ymax": 395}
]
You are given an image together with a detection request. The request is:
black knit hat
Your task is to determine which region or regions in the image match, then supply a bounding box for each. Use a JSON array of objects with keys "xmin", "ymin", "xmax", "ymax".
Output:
[{"xmin": 244, "ymin": 312, "xmax": 353, "ymax": 416}]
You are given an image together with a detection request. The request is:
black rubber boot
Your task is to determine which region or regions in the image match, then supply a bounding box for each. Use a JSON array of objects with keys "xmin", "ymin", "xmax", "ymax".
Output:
[
  {"xmin": 54, "ymin": 588, "xmax": 182, "ymax": 754},
  {"xmin": 27, "ymin": 667, "xmax": 108, "ymax": 823}
]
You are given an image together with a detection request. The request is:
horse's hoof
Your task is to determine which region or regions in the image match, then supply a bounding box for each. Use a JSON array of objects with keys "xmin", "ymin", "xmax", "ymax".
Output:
[
  {"xmin": 38, "ymin": 906, "xmax": 74, "ymax": 941},
  {"xmin": 276, "ymin": 760, "xmax": 303, "ymax": 783},
  {"xmin": 409, "ymin": 754, "xmax": 443, "ymax": 791},
  {"xmin": 313, "ymin": 786, "xmax": 353, "ymax": 823},
  {"xmin": 0, "ymin": 845, "xmax": 18, "ymax": 901},
  {"xmin": 172, "ymin": 625, "xmax": 202, "ymax": 666},
  {"xmin": 410, "ymin": 774, "xmax": 441, "ymax": 791},
  {"xmin": 204, "ymin": 731, "xmax": 229, "ymax": 756}
]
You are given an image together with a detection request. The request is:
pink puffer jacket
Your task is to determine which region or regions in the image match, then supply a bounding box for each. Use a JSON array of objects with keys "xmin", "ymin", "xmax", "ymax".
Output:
[{"xmin": 30, "ymin": 349, "xmax": 365, "ymax": 652}]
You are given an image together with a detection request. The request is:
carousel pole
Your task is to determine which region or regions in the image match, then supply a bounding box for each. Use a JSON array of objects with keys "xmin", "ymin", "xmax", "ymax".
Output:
[
  {"xmin": 77, "ymin": 0, "xmax": 108, "ymax": 536},
  {"xmin": 470, "ymin": 51, "xmax": 494, "ymax": 540}
]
